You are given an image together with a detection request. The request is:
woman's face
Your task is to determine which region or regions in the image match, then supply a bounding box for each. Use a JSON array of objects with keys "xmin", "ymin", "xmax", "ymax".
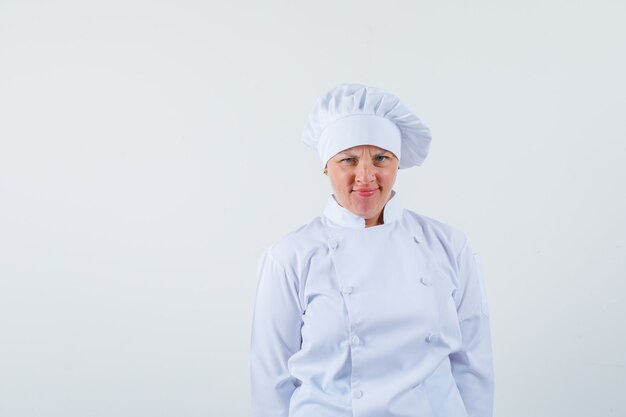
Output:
[{"xmin": 326, "ymin": 144, "xmax": 399, "ymax": 227}]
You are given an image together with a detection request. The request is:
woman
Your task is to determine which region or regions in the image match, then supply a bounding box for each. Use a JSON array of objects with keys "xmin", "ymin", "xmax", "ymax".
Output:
[{"xmin": 250, "ymin": 84, "xmax": 494, "ymax": 417}]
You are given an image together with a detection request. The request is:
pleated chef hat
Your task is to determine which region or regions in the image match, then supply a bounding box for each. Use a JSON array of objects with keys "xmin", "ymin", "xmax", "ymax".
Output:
[{"xmin": 302, "ymin": 84, "xmax": 432, "ymax": 169}]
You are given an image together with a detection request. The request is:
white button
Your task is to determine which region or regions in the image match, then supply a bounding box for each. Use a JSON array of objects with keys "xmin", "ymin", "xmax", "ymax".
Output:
[
  {"xmin": 420, "ymin": 276, "xmax": 432, "ymax": 286},
  {"xmin": 328, "ymin": 238, "xmax": 338, "ymax": 250},
  {"xmin": 413, "ymin": 235, "xmax": 421, "ymax": 244},
  {"xmin": 352, "ymin": 389, "xmax": 363, "ymax": 399},
  {"xmin": 341, "ymin": 286, "xmax": 354, "ymax": 295},
  {"xmin": 350, "ymin": 335, "xmax": 361, "ymax": 346},
  {"xmin": 425, "ymin": 333, "xmax": 437, "ymax": 343}
]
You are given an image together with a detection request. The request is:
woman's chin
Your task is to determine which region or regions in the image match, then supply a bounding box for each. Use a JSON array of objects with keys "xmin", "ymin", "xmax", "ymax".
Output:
[{"xmin": 349, "ymin": 204, "xmax": 380, "ymax": 221}]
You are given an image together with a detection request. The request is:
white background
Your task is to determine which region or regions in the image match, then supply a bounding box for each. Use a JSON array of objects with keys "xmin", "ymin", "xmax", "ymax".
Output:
[{"xmin": 1, "ymin": 1, "xmax": 625, "ymax": 416}]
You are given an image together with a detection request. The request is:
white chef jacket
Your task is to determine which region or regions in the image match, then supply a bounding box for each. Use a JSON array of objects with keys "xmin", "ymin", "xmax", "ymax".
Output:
[{"xmin": 250, "ymin": 191, "xmax": 493, "ymax": 417}]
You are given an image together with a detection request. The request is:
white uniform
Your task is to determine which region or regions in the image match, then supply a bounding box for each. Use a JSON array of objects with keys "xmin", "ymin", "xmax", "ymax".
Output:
[{"xmin": 250, "ymin": 192, "xmax": 494, "ymax": 417}]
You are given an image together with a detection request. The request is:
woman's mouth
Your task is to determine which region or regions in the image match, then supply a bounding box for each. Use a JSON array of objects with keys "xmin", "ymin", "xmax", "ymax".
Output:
[{"xmin": 353, "ymin": 188, "xmax": 379, "ymax": 197}]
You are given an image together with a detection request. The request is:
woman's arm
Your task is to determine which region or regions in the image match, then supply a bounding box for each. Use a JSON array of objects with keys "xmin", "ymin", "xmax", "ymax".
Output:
[
  {"xmin": 449, "ymin": 238, "xmax": 495, "ymax": 417},
  {"xmin": 250, "ymin": 249, "xmax": 303, "ymax": 417}
]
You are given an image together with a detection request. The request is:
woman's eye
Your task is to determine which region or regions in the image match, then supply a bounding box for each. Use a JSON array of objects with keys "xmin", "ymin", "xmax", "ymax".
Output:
[{"xmin": 375, "ymin": 155, "xmax": 389, "ymax": 162}]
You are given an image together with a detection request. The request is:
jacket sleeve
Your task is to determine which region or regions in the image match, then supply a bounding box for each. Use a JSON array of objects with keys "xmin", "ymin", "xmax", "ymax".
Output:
[
  {"xmin": 250, "ymin": 248, "xmax": 303, "ymax": 417},
  {"xmin": 449, "ymin": 238, "xmax": 494, "ymax": 417}
]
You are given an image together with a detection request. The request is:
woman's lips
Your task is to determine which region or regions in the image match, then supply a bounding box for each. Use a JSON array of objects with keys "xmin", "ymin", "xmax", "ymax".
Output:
[{"xmin": 353, "ymin": 188, "xmax": 379, "ymax": 197}]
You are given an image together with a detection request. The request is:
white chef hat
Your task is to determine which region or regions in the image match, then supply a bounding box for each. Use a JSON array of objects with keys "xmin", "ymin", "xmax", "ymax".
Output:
[{"xmin": 302, "ymin": 84, "xmax": 432, "ymax": 169}]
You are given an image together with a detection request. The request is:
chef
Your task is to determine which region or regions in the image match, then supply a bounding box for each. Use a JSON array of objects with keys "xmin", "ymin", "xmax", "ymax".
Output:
[{"xmin": 250, "ymin": 84, "xmax": 494, "ymax": 417}]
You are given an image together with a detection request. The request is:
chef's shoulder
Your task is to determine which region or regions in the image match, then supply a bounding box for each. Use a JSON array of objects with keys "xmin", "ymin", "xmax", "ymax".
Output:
[
  {"xmin": 261, "ymin": 216, "xmax": 327, "ymax": 272},
  {"xmin": 403, "ymin": 209, "xmax": 471, "ymax": 260}
]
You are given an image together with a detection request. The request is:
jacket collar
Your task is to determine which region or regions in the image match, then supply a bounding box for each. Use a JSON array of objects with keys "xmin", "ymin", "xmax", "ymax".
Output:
[{"xmin": 323, "ymin": 190, "xmax": 403, "ymax": 229}]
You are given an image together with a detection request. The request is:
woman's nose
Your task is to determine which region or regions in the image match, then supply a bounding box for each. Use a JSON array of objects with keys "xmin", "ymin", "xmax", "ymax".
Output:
[{"xmin": 355, "ymin": 162, "xmax": 375, "ymax": 183}]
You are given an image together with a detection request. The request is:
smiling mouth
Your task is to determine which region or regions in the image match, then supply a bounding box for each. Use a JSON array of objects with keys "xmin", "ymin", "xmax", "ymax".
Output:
[{"xmin": 353, "ymin": 188, "xmax": 379, "ymax": 197}]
